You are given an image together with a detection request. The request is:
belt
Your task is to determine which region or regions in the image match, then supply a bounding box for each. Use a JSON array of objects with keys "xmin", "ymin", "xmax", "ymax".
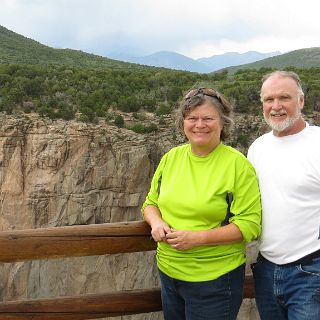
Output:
[
  {"xmin": 287, "ymin": 248, "xmax": 320, "ymax": 266},
  {"xmin": 259, "ymin": 249, "xmax": 320, "ymax": 266}
]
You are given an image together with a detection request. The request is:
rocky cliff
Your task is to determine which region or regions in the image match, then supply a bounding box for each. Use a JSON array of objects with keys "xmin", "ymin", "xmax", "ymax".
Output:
[{"xmin": 1, "ymin": 111, "xmax": 317, "ymax": 319}]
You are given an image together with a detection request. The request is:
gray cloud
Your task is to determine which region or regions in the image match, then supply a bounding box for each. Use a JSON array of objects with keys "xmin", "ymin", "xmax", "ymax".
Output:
[{"xmin": 1, "ymin": 0, "xmax": 319, "ymax": 58}]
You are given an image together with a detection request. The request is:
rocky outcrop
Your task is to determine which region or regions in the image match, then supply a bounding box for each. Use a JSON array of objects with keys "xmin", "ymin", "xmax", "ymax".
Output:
[
  {"xmin": 0, "ymin": 113, "xmax": 177, "ymax": 319},
  {"xmin": 4, "ymin": 110, "xmax": 318, "ymax": 320}
]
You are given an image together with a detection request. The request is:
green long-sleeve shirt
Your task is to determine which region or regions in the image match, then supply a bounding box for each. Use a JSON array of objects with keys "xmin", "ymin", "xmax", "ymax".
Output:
[{"xmin": 142, "ymin": 142, "xmax": 261, "ymax": 281}]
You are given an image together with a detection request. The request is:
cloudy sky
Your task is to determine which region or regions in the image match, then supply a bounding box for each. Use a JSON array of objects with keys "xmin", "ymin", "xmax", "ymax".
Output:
[{"xmin": 1, "ymin": 0, "xmax": 319, "ymax": 59}]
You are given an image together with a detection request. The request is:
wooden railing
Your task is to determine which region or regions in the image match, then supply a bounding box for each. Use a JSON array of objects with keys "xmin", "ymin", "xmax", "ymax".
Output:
[{"xmin": 0, "ymin": 221, "xmax": 254, "ymax": 319}]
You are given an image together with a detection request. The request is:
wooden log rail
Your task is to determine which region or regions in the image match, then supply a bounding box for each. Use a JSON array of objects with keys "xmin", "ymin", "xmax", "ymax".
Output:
[
  {"xmin": 0, "ymin": 221, "xmax": 155, "ymax": 262},
  {"xmin": 0, "ymin": 289, "xmax": 162, "ymax": 320},
  {"xmin": 0, "ymin": 221, "xmax": 254, "ymax": 319}
]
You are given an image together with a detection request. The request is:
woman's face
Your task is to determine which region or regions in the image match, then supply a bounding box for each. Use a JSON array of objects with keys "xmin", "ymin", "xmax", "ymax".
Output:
[{"xmin": 183, "ymin": 102, "xmax": 223, "ymax": 156}]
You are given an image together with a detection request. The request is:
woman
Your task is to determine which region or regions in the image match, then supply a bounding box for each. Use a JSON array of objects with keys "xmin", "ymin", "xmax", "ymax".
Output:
[{"xmin": 142, "ymin": 88, "xmax": 261, "ymax": 320}]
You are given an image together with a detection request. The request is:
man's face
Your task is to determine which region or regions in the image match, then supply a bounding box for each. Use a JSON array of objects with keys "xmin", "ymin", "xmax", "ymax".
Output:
[{"xmin": 261, "ymin": 75, "xmax": 304, "ymax": 136}]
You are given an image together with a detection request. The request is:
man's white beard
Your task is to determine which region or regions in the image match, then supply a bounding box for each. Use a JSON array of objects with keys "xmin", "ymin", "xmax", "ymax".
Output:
[{"xmin": 264, "ymin": 109, "xmax": 301, "ymax": 133}]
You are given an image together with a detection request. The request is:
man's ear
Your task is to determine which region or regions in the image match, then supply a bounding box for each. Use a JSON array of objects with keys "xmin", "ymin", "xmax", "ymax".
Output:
[{"xmin": 299, "ymin": 95, "xmax": 304, "ymax": 110}]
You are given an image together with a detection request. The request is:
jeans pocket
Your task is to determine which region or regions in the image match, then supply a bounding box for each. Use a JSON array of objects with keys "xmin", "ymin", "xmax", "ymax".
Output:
[{"xmin": 298, "ymin": 257, "xmax": 320, "ymax": 276}]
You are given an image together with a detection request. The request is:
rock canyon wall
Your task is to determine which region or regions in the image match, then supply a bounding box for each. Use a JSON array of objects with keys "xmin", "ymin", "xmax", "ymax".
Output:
[{"xmin": 0, "ymin": 112, "xmax": 270, "ymax": 319}]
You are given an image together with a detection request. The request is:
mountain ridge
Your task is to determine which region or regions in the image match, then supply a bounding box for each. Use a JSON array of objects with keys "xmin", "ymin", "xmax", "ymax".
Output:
[
  {"xmin": 106, "ymin": 50, "xmax": 280, "ymax": 73},
  {"xmin": 107, "ymin": 50, "xmax": 209, "ymax": 72},
  {"xmin": 198, "ymin": 50, "xmax": 280, "ymax": 72}
]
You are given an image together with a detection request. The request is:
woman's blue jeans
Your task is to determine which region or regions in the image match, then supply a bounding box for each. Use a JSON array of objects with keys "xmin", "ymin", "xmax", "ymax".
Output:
[
  {"xmin": 252, "ymin": 253, "xmax": 320, "ymax": 320},
  {"xmin": 158, "ymin": 264, "xmax": 245, "ymax": 320}
]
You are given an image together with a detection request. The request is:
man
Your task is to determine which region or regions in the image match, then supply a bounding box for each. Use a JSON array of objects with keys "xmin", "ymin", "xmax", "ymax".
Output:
[{"xmin": 247, "ymin": 70, "xmax": 320, "ymax": 320}]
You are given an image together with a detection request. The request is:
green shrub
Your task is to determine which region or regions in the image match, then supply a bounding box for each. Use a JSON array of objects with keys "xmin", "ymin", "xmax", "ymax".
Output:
[
  {"xmin": 114, "ymin": 114, "xmax": 124, "ymax": 128},
  {"xmin": 129, "ymin": 122, "xmax": 158, "ymax": 133}
]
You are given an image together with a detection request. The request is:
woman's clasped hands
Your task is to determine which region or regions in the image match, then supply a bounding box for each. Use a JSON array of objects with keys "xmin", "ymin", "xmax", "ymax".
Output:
[{"xmin": 151, "ymin": 221, "xmax": 201, "ymax": 251}]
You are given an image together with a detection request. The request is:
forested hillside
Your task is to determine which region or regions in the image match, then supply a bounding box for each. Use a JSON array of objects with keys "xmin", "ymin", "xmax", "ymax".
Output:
[
  {"xmin": 0, "ymin": 25, "xmax": 320, "ymax": 132},
  {"xmin": 1, "ymin": 65, "xmax": 319, "ymax": 123},
  {"xmin": 0, "ymin": 25, "xmax": 142, "ymax": 70},
  {"xmin": 226, "ymin": 47, "xmax": 320, "ymax": 72}
]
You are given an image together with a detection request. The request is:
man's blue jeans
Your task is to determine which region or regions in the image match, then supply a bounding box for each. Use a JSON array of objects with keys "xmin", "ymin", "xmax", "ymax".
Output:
[
  {"xmin": 158, "ymin": 264, "xmax": 245, "ymax": 320},
  {"xmin": 252, "ymin": 253, "xmax": 320, "ymax": 320}
]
